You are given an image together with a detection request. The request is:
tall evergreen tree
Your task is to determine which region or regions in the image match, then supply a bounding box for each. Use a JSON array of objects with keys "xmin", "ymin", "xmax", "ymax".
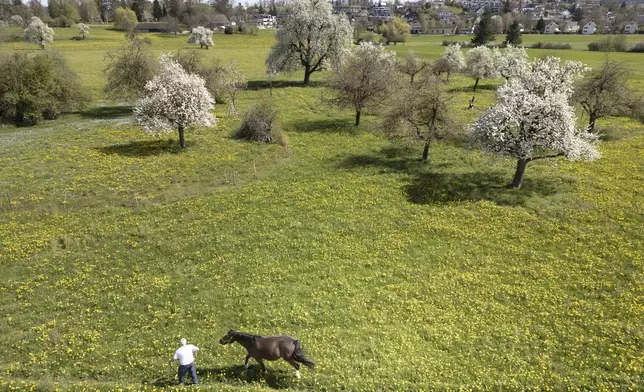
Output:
[
  {"xmin": 502, "ymin": 0, "xmax": 511, "ymax": 13},
  {"xmin": 535, "ymin": 16, "xmax": 545, "ymax": 33},
  {"xmin": 131, "ymin": 0, "xmax": 144, "ymax": 21},
  {"xmin": 168, "ymin": 0, "xmax": 180, "ymax": 17},
  {"xmin": 572, "ymin": 5, "xmax": 584, "ymax": 22},
  {"xmin": 471, "ymin": 9, "xmax": 495, "ymax": 46},
  {"xmin": 505, "ymin": 20, "xmax": 522, "ymax": 44},
  {"xmin": 152, "ymin": 0, "xmax": 162, "ymax": 20},
  {"xmin": 48, "ymin": 0, "xmax": 62, "ymax": 19}
]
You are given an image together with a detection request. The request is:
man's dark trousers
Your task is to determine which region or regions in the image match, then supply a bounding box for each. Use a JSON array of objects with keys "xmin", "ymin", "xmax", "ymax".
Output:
[{"xmin": 178, "ymin": 362, "xmax": 198, "ymax": 384}]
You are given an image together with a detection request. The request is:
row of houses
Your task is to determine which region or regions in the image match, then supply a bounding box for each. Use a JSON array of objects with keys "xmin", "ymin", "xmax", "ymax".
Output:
[
  {"xmin": 543, "ymin": 20, "xmax": 639, "ymax": 34},
  {"xmin": 134, "ymin": 12, "xmax": 278, "ymax": 33}
]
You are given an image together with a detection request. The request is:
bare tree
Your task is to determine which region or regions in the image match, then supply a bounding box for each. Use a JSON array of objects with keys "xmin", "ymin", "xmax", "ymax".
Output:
[
  {"xmin": 398, "ymin": 50, "xmax": 427, "ymax": 84},
  {"xmin": 328, "ymin": 42, "xmax": 396, "ymax": 127},
  {"xmin": 573, "ymin": 58, "xmax": 636, "ymax": 133},
  {"xmin": 383, "ymin": 73, "xmax": 454, "ymax": 161}
]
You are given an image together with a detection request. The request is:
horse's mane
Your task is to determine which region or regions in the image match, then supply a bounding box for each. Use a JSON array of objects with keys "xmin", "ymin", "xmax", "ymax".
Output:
[{"xmin": 233, "ymin": 330, "xmax": 263, "ymax": 341}]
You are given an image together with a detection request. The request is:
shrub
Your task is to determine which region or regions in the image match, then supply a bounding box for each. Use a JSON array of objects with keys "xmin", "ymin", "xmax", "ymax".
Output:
[
  {"xmin": 531, "ymin": 42, "xmax": 572, "ymax": 50},
  {"xmin": 103, "ymin": 35, "xmax": 156, "ymax": 100},
  {"xmin": 224, "ymin": 25, "xmax": 234, "ymax": 35},
  {"xmin": 588, "ymin": 36, "xmax": 628, "ymax": 52},
  {"xmin": 442, "ymin": 40, "xmax": 472, "ymax": 48},
  {"xmin": 113, "ymin": 7, "xmax": 137, "ymax": 31},
  {"xmin": 0, "ymin": 52, "xmax": 88, "ymax": 124},
  {"xmin": 52, "ymin": 15, "xmax": 74, "ymax": 27},
  {"xmin": 628, "ymin": 42, "xmax": 644, "ymax": 53},
  {"xmin": 233, "ymin": 101, "xmax": 281, "ymax": 143},
  {"xmin": 241, "ymin": 24, "xmax": 258, "ymax": 35}
]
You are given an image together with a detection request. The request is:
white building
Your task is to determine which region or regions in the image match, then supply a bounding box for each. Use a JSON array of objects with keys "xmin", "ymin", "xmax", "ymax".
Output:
[
  {"xmin": 582, "ymin": 21, "xmax": 597, "ymax": 35},
  {"xmin": 544, "ymin": 21, "xmax": 559, "ymax": 34},
  {"xmin": 623, "ymin": 21, "xmax": 638, "ymax": 34},
  {"xmin": 561, "ymin": 21, "xmax": 579, "ymax": 33}
]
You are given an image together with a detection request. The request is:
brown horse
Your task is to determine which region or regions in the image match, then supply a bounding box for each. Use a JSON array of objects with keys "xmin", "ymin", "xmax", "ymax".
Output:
[{"xmin": 219, "ymin": 329, "xmax": 315, "ymax": 379}]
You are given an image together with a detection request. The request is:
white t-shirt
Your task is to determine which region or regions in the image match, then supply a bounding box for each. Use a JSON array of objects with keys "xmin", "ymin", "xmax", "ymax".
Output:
[{"xmin": 173, "ymin": 344, "xmax": 199, "ymax": 366}]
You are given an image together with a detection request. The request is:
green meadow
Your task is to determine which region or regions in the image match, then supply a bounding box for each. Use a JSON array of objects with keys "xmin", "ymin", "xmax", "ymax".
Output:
[{"xmin": 0, "ymin": 26, "xmax": 643, "ymax": 391}]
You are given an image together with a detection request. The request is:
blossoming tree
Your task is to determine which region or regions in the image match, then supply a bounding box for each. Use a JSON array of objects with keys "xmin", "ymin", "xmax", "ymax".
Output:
[
  {"xmin": 134, "ymin": 54, "xmax": 215, "ymax": 149},
  {"xmin": 78, "ymin": 23, "xmax": 89, "ymax": 39},
  {"xmin": 433, "ymin": 43, "xmax": 465, "ymax": 82},
  {"xmin": 188, "ymin": 26, "xmax": 214, "ymax": 49},
  {"xmin": 470, "ymin": 56, "xmax": 600, "ymax": 188},
  {"xmin": 328, "ymin": 42, "xmax": 396, "ymax": 126},
  {"xmin": 266, "ymin": 0, "xmax": 352, "ymax": 85},
  {"xmin": 465, "ymin": 45, "xmax": 497, "ymax": 92},
  {"xmin": 493, "ymin": 45, "xmax": 528, "ymax": 80},
  {"xmin": 24, "ymin": 17, "xmax": 54, "ymax": 49}
]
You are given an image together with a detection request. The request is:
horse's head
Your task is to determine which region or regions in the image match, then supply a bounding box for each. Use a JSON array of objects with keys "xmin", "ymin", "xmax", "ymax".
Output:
[{"xmin": 219, "ymin": 329, "xmax": 237, "ymax": 345}]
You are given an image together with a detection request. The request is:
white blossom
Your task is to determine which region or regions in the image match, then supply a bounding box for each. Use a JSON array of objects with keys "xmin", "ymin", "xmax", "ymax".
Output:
[
  {"xmin": 266, "ymin": 0, "xmax": 352, "ymax": 84},
  {"xmin": 187, "ymin": 26, "xmax": 214, "ymax": 49},
  {"xmin": 493, "ymin": 44, "xmax": 528, "ymax": 80},
  {"xmin": 465, "ymin": 45, "xmax": 498, "ymax": 91},
  {"xmin": 471, "ymin": 56, "xmax": 600, "ymax": 164},
  {"xmin": 437, "ymin": 44, "xmax": 465, "ymax": 79},
  {"xmin": 134, "ymin": 54, "xmax": 215, "ymax": 148},
  {"xmin": 24, "ymin": 17, "xmax": 54, "ymax": 49},
  {"xmin": 11, "ymin": 15, "xmax": 24, "ymax": 27},
  {"xmin": 78, "ymin": 23, "xmax": 90, "ymax": 39}
]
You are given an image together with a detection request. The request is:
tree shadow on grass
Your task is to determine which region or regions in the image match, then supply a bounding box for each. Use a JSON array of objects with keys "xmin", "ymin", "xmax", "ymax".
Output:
[
  {"xmin": 96, "ymin": 139, "xmax": 185, "ymax": 157},
  {"xmin": 339, "ymin": 146, "xmax": 447, "ymax": 172},
  {"xmin": 247, "ymin": 80, "xmax": 325, "ymax": 90},
  {"xmin": 340, "ymin": 147, "xmax": 573, "ymax": 206},
  {"xmin": 405, "ymin": 171, "xmax": 571, "ymax": 206},
  {"xmin": 291, "ymin": 118, "xmax": 356, "ymax": 133},
  {"xmin": 81, "ymin": 105, "xmax": 133, "ymax": 120},
  {"xmin": 447, "ymin": 84, "xmax": 498, "ymax": 94},
  {"xmin": 193, "ymin": 365, "xmax": 293, "ymax": 389}
]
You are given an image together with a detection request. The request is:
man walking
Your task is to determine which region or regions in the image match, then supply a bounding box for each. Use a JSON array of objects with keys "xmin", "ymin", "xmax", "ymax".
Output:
[{"xmin": 170, "ymin": 338, "xmax": 200, "ymax": 385}]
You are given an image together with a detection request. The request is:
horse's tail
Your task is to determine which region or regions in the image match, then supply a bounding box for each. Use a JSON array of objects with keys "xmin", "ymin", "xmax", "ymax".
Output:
[{"xmin": 293, "ymin": 340, "xmax": 315, "ymax": 369}]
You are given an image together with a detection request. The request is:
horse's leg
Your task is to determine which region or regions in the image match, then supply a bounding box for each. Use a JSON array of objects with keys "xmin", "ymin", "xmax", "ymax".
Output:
[
  {"xmin": 244, "ymin": 354, "xmax": 251, "ymax": 370},
  {"xmin": 257, "ymin": 358, "xmax": 268, "ymax": 375},
  {"xmin": 286, "ymin": 358, "xmax": 301, "ymax": 379}
]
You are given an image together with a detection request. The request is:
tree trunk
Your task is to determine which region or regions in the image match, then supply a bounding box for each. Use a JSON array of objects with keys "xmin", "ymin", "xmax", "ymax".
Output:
[
  {"xmin": 446, "ymin": 71, "xmax": 451, "ymax": 82},
  {"xmin": 587, "ymin": 113, "xmax": 596, "ymax": 133},
  {"xmin": 509, "ymin": 158, "xmax": 529, "ymax": 188},
  {"xmin": 269, "ymin": 80, "xmax": 273, "ymax": 97},
  {"xmin": 421, "ymin": 141, "xmax": 430, "ymax": 161},
  {"xmin": 355, "ymin": 110, "xmax": 361, "ymax": 127},
  {"xmin": 303, "ymin": 66, "xmax": 312, "ymax": 85},
  {"xmin": 178, "ymin": 125, "xmax": 186, "ymax": 148},
  {"xmin": 473, "ymin": 77, "xmax": 480, "ymax": 92}
]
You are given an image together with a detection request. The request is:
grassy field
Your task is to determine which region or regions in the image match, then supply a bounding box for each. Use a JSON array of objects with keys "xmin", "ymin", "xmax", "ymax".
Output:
[{"xmin": 0, "ymin": 26, "xmax": 643, "ymax": 391}]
